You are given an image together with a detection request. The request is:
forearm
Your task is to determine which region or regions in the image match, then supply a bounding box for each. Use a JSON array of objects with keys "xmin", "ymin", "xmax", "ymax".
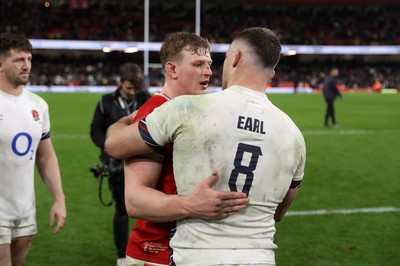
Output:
[
  {"xmin": 36, "ymin": 150, "xmax": 65, "ymax": 202},
  {"xmin": 36, "ymin": 139, "xmax": 67, "ymax": 233},
  {"xmin": 124, "ymin": 158, "xmax": 182, "ymax": 221},
  {"xmin": 105, "ymin": 118, "xmax": 153, "ymax": 160},
  {"xmin": 104, "ymin": 116, "xmax": 134, "ymax": 159},
  {"xmin": 274, "ymin": 188, "xmax": 298, "ymax": 222},
  {"xmin": 36, "ymin": 139, "xmax": 65, "ymax": 201},
  {"xmin": 126, "ymin": 184, "xmax": 241, "ymax": 222},
  {"xmin": 125, "ymin": 159, "xmax": 249, "ymax": 222},
  {"xmin": 126, "ymin": 187, "xmax": 190, "ymax": 222}
]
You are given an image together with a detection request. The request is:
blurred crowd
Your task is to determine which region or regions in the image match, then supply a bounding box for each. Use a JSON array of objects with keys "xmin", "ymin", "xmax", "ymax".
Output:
[
  {"xmin": 28, "ymin": 55, "xmax": 400, "ymax": 91},
  {"xmin": 2, "ymin": 0, "xmax": 399, "ymax": 44},
  {"xmin": 1, "ymin": 0, "xmax": 399, "ymax": 90}
]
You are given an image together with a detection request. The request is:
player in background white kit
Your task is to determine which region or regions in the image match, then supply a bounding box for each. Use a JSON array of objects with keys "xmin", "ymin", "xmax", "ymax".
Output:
[
  {"xmin": 105, "ymin": 27, "xmax": 306, "ymax": 266},
  {"xmin": 0, "ymin": 33, "xmax": 66, "ymax": 266}
]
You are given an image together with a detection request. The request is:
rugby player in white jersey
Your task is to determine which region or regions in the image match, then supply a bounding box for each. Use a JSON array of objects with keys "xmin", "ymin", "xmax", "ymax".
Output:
[
  {"xmin": 0, "ymin": 33, "xmax": 66, "ymax": 266},
  {"xmin": 105, "ymin": 27, "xmax": 306, "ymax": 265}
]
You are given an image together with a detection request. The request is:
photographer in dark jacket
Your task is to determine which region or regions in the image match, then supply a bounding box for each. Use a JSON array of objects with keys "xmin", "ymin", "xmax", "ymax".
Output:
[{"xmin": 90, "ymin": 63, "xmax": 151, "ymax": 266}]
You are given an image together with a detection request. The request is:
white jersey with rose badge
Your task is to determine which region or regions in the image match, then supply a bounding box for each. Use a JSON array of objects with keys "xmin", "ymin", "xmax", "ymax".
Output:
[
  {"xmin": 141, "ymin": 85, "xmax": 306, "ymax": 265},
  {"xmin": 0, "ymin": 89, "xmax": 50, "ymax": 220}
]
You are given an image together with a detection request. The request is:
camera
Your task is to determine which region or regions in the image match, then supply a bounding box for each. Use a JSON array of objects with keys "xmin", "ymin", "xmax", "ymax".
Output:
[
  {"xmin": 89, "ymin": 162, "xmax": 113, "ymax": 206},
  {"xmin": 89, "ymin": 163, "xmax": 108, "ymax": 178},
  {"xmin": 89, "ymin": 158, "xmax": 124, "ymax": 179},
  {"xmin": 89, "ymin": 159, "xmax": 123, "ymax": 206}
]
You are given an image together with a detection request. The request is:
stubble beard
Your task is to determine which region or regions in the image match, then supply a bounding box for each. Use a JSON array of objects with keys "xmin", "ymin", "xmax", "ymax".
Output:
[{"xmin": 10, "ymin": 72, "xmax": 29, "ymax": 88}]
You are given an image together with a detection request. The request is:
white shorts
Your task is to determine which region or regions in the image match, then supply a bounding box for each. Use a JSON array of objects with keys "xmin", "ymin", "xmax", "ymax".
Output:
[
  {"xmin": 0, "ymin": 214, "xmax": 37, "ymax": 244},
  {"xmin": 126, "ymin": 255, "xmax": 168, "ymax": 266}
]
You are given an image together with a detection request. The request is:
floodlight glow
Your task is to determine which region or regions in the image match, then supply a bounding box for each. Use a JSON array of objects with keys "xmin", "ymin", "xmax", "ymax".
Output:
[
  {"xmin": 102, "ymin": 47, "xmax": 112, "ymax": 53},
  {"xmin": 124, "ymin": 47, "xmax": 139, "ymax": 53},
  {"xmin": 285, "ymin": 50, "xmax": 297, "ymax": 56},
  {"xmin": 29, "ymin": 39, "xmax": 400, "ymax": 55}
]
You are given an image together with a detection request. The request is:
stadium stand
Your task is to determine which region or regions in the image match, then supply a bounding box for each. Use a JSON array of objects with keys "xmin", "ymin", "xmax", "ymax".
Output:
[
  {"xmin": 1, "ymin": 0, "xmax": 399, "ymax": 91},
  {"xmin": 2, "ymin": 0, "xmax": 399, "ymax": 44}
]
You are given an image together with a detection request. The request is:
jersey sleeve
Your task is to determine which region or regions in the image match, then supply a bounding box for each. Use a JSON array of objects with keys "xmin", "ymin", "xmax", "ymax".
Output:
[
  {"xmin": 37, "ymin": 94, "xmax": 51, "ymax": 140},
  {"xmin": 291, "ymin": 132, "xmax": 306, "ymax": 188},
  {"xmin": 141, "ymin": 98, "xmax": 187, "ymax": 148},
  {"xmin": 130, "ymin": 94, "xmax": 170, "ymax": 159}
]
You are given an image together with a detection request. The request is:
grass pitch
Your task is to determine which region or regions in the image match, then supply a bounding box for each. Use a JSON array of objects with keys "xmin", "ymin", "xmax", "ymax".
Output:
[{"xmin": 26, "ymin": 92, "xmax": 400, "ymax": 266}]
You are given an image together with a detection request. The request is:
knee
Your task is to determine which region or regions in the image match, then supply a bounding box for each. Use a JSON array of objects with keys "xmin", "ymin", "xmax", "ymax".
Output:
[{"xmin": 11, "ymin": 236, "xmax": 33, "ymax": 265}]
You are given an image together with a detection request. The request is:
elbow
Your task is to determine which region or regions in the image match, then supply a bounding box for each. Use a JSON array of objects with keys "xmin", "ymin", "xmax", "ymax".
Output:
[
  {"xmin": 103, "ymin": 140, "xmax": 113, "ymax": 157},
  {"xmin": 274, "ymin": 213, "xmax": 283, "ymax": 223},
  {"xmin": 126, "ymin": 205, "xmax": 152, "ymax": 221},
  {"xmin": 125, "ymin": 197, "xmax": 146, "ymax": 219},
  {"xmin": 126, "ymin": 205, "xmax": 140, "ymax": 218},
  {"xmin": 125, "ymin": 199, "xmax": 143, "ymax": 219},
  {"xmin": 125, "ymin": 200, "xmax": 161, "ymax": 222},
  {"xmin": 274, "ymin": 207, "xmax": 288, "ymax": 222},
  {"xmin": 104, "ymin": 138, "xmax": 121, "ymax": 160}
]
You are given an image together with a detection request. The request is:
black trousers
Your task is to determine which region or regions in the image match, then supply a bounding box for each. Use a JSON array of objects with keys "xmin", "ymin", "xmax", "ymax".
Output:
[
  {"xmin": 109, "ymin": 172, "xmax": 129, "ymax": 258},
  {"xmin": 324, "ymin": 99, "xmax": 336, "ymax": 126}
]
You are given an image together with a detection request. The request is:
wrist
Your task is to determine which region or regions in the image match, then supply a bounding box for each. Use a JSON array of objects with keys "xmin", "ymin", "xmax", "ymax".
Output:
[
  {"xmin": 176, "ymin": 195, "xmax": 193, "ymax": 219},
  {"xmin": 54, "ymin": 193, "xmax": 66, "ymax": 203}
]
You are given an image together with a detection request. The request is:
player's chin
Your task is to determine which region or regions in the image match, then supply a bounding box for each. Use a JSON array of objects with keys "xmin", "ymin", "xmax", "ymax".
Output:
[
  {"xmin": 193, "ymin": 87, "xmax": 206, "ymax": 95},
  {"xmin": 199, "ymin": 84, "xmax": 208, "ymax": 93},
  {"xmin": 199, "ymin": 88, "xmax": 207, "ymax": 94},
  {"xmin": 18, "ymin": 78, "xmax": 29, "ymax": 85}
]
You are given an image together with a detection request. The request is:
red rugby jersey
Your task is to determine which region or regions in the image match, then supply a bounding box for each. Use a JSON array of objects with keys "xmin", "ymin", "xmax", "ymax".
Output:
[{"xmin": 126, "ymin": 93, "xmax": 176, "ymax": 264}]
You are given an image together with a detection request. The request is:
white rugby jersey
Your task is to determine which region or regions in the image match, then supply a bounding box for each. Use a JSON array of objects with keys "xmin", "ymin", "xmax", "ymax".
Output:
[
  {"xmin": 143, "ymin": 85, "xmax": 306, "ymax": 265},
  {"xmin": 0, "ymin": 89, "xmax": 50, "ymax": 220}
]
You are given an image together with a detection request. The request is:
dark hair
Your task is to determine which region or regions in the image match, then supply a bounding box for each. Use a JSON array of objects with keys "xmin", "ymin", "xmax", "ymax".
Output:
[
  {"xmin": 119, "ymin": 63, "xmax": 144, "ymax": 90},
  {"xmin": 0, "ymin": 32, "xmax": 33, "ymax": 58},
  {"xmin": 234, "ymin": 27, "xmax": 281, "ymax": 69},
  {"xmin": 159, "ymin": 32, "xmax": 210, "ymax": 69}
]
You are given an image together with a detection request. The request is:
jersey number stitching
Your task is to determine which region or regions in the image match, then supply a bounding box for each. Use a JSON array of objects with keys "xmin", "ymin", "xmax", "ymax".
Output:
[{"xmin": 228, "ymin": 143, "xmax": 262, "ymax": 195}]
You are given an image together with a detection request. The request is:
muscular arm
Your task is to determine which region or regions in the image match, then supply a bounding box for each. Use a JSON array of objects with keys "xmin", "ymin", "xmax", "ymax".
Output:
[
  {"xmin": 124, "ymin": 157, "xmax": 249, "ymax": 222},
  {"xmin": 274, "ymin": 188, "xmax": 299, "ymax": 222},
  {"xmin": 36, "ymin": 138, "xmax": 67, "ymax": 234},
  {"xmin": 104, "ymin": 112, "xmax": 151, "ymax": 159}
]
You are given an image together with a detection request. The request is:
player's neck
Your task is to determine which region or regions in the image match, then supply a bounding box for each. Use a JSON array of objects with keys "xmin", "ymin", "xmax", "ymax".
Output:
[
  {"xmin": 161, "ymin": 83, "xmax": 180, "ymax": 99},
  {"xmin": 159, "ymin": 91, "xmax": 171, "ymax": 100},
  {"xmin": 228, "ymin": 80, "xmax": 268, "ymax": 94},
  {"xmin": 229, "ymin": 69, "xmax": 270, "ymax": 94},
  {"xmin": 0, "ymin": 81, "xmax": 24, "ymax": 96}
]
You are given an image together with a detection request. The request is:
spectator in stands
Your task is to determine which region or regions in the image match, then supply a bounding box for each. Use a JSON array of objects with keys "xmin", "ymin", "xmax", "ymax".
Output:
[{"xmin": 372, "ymin": 79, "xmax": 382, "ymax": 93}]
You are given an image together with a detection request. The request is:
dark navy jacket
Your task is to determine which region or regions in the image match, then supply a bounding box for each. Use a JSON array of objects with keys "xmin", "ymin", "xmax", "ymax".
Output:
[{"xmin": 323, "ymin": 76, "xmax": 341, "ymax": 100}]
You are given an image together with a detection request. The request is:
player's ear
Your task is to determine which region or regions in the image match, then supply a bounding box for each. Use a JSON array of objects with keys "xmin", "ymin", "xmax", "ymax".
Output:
[
  {"xmin": 266, "ymin": 70, "xmax": 275, "ymax": 87},
  {"xmin": 269, "ymin": 69, "xmax": 275, "ymax": 80},
  {"xmin": 165, "ymin": 61, "xmax": 178, "ymax": 79},
  {"xmin": 232, "ymin": 50, "xmax": 241, "ymax": 68}
]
